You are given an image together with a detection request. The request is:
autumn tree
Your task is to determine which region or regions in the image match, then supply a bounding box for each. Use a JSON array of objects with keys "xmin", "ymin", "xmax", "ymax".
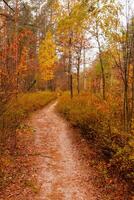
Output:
[
  {"xmin": 38, "ymin": 31, "xmax": 57, "ymax": 90},
  {"xmin": 57, "ymin": 0, "xmax": 89, "ymax": 97},
  {"xmin": 86, "ymin": 0, "xmax": 121, "ymax": 100}
]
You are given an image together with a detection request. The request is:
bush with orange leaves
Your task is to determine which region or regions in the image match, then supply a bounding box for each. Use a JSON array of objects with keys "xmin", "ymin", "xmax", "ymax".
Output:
[{"xmin": 57, "ymin": 93, "xmax": 134, "ymax": 187}]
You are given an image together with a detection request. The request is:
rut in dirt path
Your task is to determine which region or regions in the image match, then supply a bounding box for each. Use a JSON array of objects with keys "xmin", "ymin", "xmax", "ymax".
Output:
[{"xmin": 30, "ymin": 102, "xmax": 102, "ymax": 200}]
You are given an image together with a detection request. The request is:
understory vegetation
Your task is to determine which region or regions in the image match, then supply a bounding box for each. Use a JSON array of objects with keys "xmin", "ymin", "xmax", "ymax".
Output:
[
  {"xmin": 0, "ymin": 91, "xmax": 56, "ymax": 189},
  {"xmin": 0, "ymin": 91, "xmax": 56, "ymax": 153},
  {"xmin": 57, "ymin": 93, "xmax": 134, "ymax": 190}
]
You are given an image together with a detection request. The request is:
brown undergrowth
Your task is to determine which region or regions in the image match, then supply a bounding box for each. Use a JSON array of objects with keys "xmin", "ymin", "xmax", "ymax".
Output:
[
  {"xmin": 0, "ymin": 91, "xmax": 56, "ymax": 199},
  {"xmin": 0, "ymin": 125, "xmax": 39, "ymax": 200},
  {"xmin": 57, "ymin": 93, "xmax": 134, "ymax": 199}
]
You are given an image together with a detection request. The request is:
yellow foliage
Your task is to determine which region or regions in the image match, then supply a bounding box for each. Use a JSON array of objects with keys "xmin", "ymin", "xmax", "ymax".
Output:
[{"xmin": 38, "ymin": 31, "xmax": 57, "ymax": 81}]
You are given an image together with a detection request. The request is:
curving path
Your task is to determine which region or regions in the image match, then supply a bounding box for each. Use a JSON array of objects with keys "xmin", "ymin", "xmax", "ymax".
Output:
[{"xmin": 29, "ymin": 102, "xmax": 102, "ymax": 200}]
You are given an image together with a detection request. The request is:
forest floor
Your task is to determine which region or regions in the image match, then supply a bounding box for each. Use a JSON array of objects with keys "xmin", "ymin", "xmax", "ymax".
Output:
[{"xmin": 0, "ymin": 102, "xmax": 130, "ymax": 200}]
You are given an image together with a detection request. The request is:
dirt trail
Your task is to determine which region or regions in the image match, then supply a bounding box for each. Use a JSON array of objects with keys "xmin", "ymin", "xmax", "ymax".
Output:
[{"xmin": 29, "ymin": 102, "xmax": 103, "ymax": 200}]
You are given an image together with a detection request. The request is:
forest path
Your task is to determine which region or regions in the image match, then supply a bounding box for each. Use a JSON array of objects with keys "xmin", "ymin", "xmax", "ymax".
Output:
[{"xmin": 29, "ymin": 102, "xmax": 102, "ymax": 200}]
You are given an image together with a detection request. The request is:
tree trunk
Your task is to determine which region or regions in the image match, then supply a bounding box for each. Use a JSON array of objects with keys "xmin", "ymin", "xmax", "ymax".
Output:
[
  {"xmin": 130, "ymin": 64, "xmax": 134, "ymax": 125},
  {"xmin": 77, "ymin": 68, "xmax": 80, "ymax": 95},
  {"xmin": 15, "ymin": 0, "xmax": 19, "ymax": 93},
  {"xmin": 70, "ymin": 74, "xmax": 73, "ymax": 99},
  {"xmin": 96, "ymin": 29, "xmax": 106, "ymax": 100},
  {"xmin": 68, "ymin": 36, "xmax": 73, "ymax": 98},
  {"xmin": 77, "ymin": 57, "xmax": 80, "ymax": 94},
  {"xmin": 67, "ymin": 1, "xmax": 73, "ymax": 98},
  {"xmin": 83, "ymin": 45, "xmax": 86, "ymax": 91},
  {"xmin": 124, "ymin": 76, "xmax": 129, "ymax": 131},
  {"xmin": 99, "ymin": 54, "xmax": 106, "ymax": 100},
  {"xmin": 123, "ymin": 25, "xmax": 131, "ymax": 131}
]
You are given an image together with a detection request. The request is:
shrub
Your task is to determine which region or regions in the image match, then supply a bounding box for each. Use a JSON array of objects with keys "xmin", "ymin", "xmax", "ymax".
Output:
[
  {"xmin": 57, "ymin": 93, "xmax": 134, "ymax": 185},
  {"xmin": 0, "ymin": 91, "xmax": 56, "ymax": 129},
  {"xmin": 0, "ymin": 91, "xmax": 56, "ymax": 152},
  {"xmin": 0, "ymin": 91, "xmax": 56, "ymax": 187}
]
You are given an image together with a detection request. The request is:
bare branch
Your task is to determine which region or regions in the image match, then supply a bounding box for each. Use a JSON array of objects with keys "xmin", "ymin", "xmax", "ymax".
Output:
[{"xmin": 2, "ymin": 0, "xmax": 15, "ymax": 12}]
